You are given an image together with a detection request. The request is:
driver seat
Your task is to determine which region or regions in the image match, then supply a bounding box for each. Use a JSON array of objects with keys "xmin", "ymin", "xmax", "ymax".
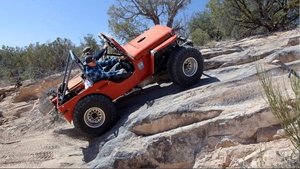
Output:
[{"xmin": 109, "ymin": 72, "xmax": 132, "ymax": 83}]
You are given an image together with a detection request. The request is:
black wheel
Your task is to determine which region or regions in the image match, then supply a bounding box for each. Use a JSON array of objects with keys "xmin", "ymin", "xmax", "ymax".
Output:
[
  {"xmin": 73, "ymin": 94, "xmax": 117, "ymax": 136},
  {"xmin": 167, "ymin": 47, "xmax": 181, "ymax": 81},
  {"xmin": 167, "ymin": 47, "xmax": 204, "ymax": 87}
]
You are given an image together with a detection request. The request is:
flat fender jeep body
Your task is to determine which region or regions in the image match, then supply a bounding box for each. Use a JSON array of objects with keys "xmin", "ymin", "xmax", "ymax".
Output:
[{"xmin": 49, "ymin": 25, "xmax": 204, "ymax": 136}]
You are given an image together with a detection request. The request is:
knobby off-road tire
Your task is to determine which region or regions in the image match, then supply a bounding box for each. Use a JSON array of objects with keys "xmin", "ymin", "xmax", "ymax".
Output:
[
  {"xmin": 168, "ymin": 47, "xmax": 204, "ymax": 87},
  {"xmin": 167, "ymin": 47, "xmax": 182, "ymax": 81},
  {"xmin": 73, "ymin": 94, "xmax": 117, "ymax": 137}
]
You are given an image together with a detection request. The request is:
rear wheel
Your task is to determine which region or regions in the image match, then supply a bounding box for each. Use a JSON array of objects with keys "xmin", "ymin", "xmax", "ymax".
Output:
[
  {"xmin": 73, "ymin": 94, "xmax": 117, "ymax": 136},
  {"xmin": 168, "ymin": 47, "xmax": 204, "ymax": 87}
]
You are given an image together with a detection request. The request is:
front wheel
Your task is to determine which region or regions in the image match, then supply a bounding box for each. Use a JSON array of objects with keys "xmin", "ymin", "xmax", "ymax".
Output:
[
  {"xmin": 168, "ymin": 47, "xmax": 204, "ymax": 87},
  {"xmin": 73, "ymin": 94, "xmax": 117, "ymax": 136}
]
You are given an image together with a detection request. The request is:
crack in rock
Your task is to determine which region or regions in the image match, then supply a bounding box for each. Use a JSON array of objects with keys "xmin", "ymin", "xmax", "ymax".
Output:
[{"xmin": 131, "ymin": 109, "xmax": 223, "ymax": 135}]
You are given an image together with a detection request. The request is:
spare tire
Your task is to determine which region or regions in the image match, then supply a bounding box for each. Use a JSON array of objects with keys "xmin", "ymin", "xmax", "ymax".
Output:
[{"xmin": 167, "ymin": 47, "xmax": 204, "ymax": 87}]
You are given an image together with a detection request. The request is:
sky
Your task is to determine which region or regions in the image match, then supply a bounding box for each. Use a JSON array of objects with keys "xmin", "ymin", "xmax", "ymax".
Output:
[{"xmin": 0, "ymin": 0, "xmax": 209, "ymax": 47}]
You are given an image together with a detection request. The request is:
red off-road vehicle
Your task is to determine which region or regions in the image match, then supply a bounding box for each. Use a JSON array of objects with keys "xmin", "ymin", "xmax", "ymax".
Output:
[{"xmin": 48, "ymin": 25, "xmax": 204, "ymax": 136}]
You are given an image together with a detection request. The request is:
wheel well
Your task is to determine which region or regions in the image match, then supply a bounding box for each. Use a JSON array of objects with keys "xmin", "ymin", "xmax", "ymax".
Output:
[
  {"xmin": 72, "ymin": 93, "xmax": 114, "ymax": 121},
  {"xmin": 153, "ymin": 42, "xmax": 178, "ymax": 74},
  {"xmin": 79, "ymin": 93, "xmax": 113, "ymax": 103},
  {"xmin": 73, "ymin": 93, "xmax": 113, "ymax": 118}
]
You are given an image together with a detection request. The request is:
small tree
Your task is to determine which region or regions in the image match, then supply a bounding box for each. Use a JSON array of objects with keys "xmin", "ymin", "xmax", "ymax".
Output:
[
  {"xmin": 208, "ymin": 0, "xmax": 299, "ymax": 39},
  {"xmin": 189, "ymin": 11, "xmax": 222, "ymax": 41},
  {"xmin": 108, "ymin": 0, "xmax": 191, "ymax": 41}
]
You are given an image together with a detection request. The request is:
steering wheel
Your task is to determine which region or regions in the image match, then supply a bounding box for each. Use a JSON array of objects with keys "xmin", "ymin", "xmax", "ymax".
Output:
[{"xmin": 99, "ymin": 33, "xmax": 118, "ymax": 51}]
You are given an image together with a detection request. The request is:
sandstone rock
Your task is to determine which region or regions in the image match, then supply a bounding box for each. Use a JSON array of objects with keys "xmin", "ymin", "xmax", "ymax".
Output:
[
  {"xmin": 12, "ymin": 70, "xmax": 82, "ymax": 103},
  {"xmin": 0, "ymin": 85, "xmax": 16, "ymax": 95},
  {"xmin": 21, "ymin": 79, "xmax": 36, "ymax": 87},
  {"xmin": 92, "ymin": 104, "xmax": 283, "ymax": 168},
  {"xmin": 0, "ymin": 85, "xmax": 16, "ymax": 102},
  {"xmin": 13, "ymin": 74, "xmax": 62, "ymax": 103},
  {"xmin": 11, "ymin": 104, "xmax": 33, "ymax": 118},
  {"xmin": 131, "ymin": 109, "xmax": 223, "ymax": 135},
  {"xmin": 215, "ymin": 138, "xmax": 239, "ymax": 149},
  {"xmin": 265, "ymin": 46, "xmax": 300, "ymax": 64},
  {"xmin": 0, "ymin": 109, "xmax": 3, "ymax": 118},
  {"xmin": 222, "ymin": 153, "xmax": 232, "ymax": 168},
  {"xmin": 256, "ymin": 125, "xmax": 282, "ymax": 142},
  {"xmin": 273, "ymin": 129, "xmax": 287, "ymax": 140},
  {"xmin": 0, "ymin": 101, "xmax": 34, "ymax": 120},
  {"xmin": 0, "ymin": 112, "xmax": 4, "ymax": 125},
  {"xmin": 201, "ymin": 47, "xmax": 243, "ymax": 59},
  {"xmin": 286, "ymin": 36, "xmax": 300, "ymax": 46},
  {"xmin": 0, "ymin": 93, "xmax": 6, "ymax": 102},
  {"xmin": 248, "ymin": 140, "xmax": 298, "ymax": 168},
  {"xmin": 194, "ymin": 139, "xmax": 296, "ymax": 168},
  {"xmin": 204, "ymin": 60, "xmax": 224, "ymax": 70},
  {"xmin": 202, "ymin": 29, "xmax": 300, "ymax": 71}
]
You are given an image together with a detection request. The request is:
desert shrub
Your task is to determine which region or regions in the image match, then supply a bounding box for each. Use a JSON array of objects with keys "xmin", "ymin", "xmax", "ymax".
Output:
[
  {"xmin": 190, "ymin": 28, "xmax": 210, "ymax": 46},
  {"xmin": 257, "ymin": 64, "xmax": 300, "ymax": 152}
]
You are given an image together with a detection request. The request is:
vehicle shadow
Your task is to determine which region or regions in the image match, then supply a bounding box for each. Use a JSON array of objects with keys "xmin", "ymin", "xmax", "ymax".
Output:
[
  {"xmin": 53, "ymin": 128, "xmax": 91, "ymax": 141},
  {"xmin": 116, "ymin": 73, "xmax": 220, "ymax": 112},
  {"xmin": 81, "ymin": 73, "xmax": 220, "ymax": 163}
]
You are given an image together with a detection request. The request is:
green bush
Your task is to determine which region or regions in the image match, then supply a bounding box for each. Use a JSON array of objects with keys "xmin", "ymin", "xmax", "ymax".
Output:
[{"xmin": 190, "ymin": 28, "xmax": 210, "ymax": 46}]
